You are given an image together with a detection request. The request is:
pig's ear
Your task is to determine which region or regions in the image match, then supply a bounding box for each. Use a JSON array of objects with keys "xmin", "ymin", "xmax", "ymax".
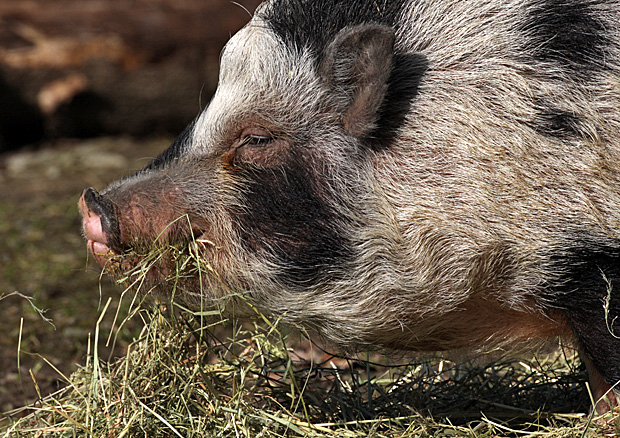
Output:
[{"xmin": 319, "ymin": 24, "xmax": 395, "ymax": 138}]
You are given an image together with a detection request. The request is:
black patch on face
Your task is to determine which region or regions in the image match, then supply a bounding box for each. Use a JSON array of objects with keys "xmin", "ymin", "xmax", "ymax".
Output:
[
  {"xmin": 520, "ymin": 0, "xmax": 610, "ymax": 79},
  {"xmin": 530, "ymin": 102, "xmax": 588, "ymax": 140},
  {"xmin": 233, "ymin": 157, "xmax": 353, "ymax": 288},
  {"xmin": 546, "ymin": 239, "xmax": 620, "ymax": 387},
  {"xmin": 259, "ymin": 0, "xmax": 407, "ymax": 60},
  {"xmin": 143, "ymin": 118, "xmax": 196, "ymax": 172}
]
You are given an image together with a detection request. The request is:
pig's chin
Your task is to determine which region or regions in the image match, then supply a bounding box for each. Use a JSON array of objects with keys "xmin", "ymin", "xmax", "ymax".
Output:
[
  {"xmin": 88, "ymin": 240, "xmax": 116, "ymax": 268},
  {"xmin": 86, "ymin": 239, "xmax": 134, "ymax": 275}
]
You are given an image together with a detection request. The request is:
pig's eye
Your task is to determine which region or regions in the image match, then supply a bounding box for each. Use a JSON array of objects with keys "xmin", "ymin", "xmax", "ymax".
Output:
[
  {"xmin": 232, "ymin": 128, "xmax": 282, "ymax": 165},
  {"xmin": 233, "ymin": 130, "xmax": 285, "ymax": 166},
  {"xmin": 243, "ymin": 135, "xmax": 273, "ymax": 147}
]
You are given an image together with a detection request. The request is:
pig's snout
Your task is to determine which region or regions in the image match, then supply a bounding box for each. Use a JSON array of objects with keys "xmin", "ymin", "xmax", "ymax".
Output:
[{"xmin": 79, "ymin": 187, "xmax": 122, "ymax": 265}]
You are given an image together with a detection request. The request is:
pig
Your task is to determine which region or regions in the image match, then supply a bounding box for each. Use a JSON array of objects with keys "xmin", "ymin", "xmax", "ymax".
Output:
[{"xmin": 79, "ymin": 0, "xmax": 620, "ymax": 412}]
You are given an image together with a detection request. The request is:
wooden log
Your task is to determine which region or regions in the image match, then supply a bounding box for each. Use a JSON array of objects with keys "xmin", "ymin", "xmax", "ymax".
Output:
[{"xmin": 0, "ymin": 0, "xmax": 261, "ymax": 151}]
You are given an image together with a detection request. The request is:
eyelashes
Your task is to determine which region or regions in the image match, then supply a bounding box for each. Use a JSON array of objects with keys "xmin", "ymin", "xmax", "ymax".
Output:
[{"xmin": 242, "ymin": 134, "xmax": 274, "ymax": 146}]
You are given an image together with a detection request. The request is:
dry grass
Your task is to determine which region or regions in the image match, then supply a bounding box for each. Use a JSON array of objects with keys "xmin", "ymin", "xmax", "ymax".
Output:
[
  {"xmin": 3, "ymin": 238, "xmax": 620, "ymax": 437},
  {"xmin": 3, "ymin": 304, "xmax": 620, "ymax": 437}
]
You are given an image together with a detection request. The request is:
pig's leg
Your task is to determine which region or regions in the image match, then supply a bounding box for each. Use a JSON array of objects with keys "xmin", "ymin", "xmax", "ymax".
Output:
[
  {"xmin": 565, "ymin": 309, "xmax": 620, "ymax": 414},
  {"xmin": 549, "ymin": 244, "xmax": 620, "ymax": 413},
  {"xmin": 553, "ymin": 249, "xmax": 620, "ymax": 413},
  {"xmin": 581, "ymin": 353, "xmax": 618, "ymax": 414}
]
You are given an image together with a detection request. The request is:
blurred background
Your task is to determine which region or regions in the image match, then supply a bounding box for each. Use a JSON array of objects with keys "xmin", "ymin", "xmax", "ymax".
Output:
[{"xmin": 0, "ymin": 0, "xmax": 261, "ymax": 413}]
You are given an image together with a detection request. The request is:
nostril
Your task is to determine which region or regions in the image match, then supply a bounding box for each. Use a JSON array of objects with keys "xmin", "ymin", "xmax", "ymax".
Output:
[
  {"xmin": 80, "ymin": 187, "xmax": 122, "ymax": 251},
  {"xmin": 82, "ymin": 188, "xmax": 106, "ymax": 215},
  {"xmin": 82, "ymin": 187, "xmax": 98, "ymax": 207}
]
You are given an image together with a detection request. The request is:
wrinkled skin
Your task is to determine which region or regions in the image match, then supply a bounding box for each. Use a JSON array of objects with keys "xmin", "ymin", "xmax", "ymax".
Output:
[{"xmin": 80, "ymin": 0, "xmax": 620, "ymax": 413}]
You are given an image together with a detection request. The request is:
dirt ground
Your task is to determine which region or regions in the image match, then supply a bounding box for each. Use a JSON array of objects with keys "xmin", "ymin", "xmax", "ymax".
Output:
[{"xmin": 0, "ymin": 136, "xmax": 171, "ymax": 413}]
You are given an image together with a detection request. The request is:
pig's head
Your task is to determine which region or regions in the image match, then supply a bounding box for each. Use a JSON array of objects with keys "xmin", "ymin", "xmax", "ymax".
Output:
[{"xmin": 79, "ymin": 6, "xmax": 413, "ymax": 350}]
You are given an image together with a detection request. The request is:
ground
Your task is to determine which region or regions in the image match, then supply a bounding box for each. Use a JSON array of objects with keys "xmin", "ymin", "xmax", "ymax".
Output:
[{"xmin": 0, "ymin": 137, "xmax": 170, "ymax": 413}]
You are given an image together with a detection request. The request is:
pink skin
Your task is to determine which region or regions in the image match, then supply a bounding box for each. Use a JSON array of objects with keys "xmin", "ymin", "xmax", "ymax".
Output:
[{"xmin": 78, "ymin": 192, "xmax": 115, "ymax": 268}]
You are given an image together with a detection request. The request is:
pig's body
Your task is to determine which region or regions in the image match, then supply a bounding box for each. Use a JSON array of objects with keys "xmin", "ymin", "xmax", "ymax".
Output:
[{"xmin": 80, "ymin": 0, "xmax": 620, "ymax": 410}]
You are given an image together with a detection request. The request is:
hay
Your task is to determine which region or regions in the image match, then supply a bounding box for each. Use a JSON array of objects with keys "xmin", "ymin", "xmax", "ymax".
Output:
[
  {"xmin": 3, "ymin": 238, "xmax": 620, "ymax": 437},
  {"xmin": 4, "ymin": 298, "xmax": 620, "ymax": 437}
]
